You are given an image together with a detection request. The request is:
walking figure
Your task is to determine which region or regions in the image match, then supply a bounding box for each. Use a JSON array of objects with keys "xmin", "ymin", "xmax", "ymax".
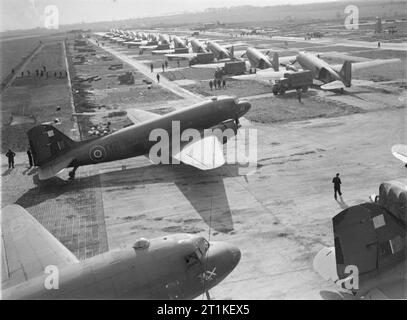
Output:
[
  {"xmin": 150, "ymin": 63, "xmax": 154, "ymax": 73},
  {"xmin": 332, "ymin": 173, "xmax": 343, "ymax": 200},
  {"xmin": 297, "ymin": 89, "xmax": 302, "ymax": 103},
  {"xmin": 222, "ymin": 79, "xmax": 226, "ymax": 89},
  {"xmin": 156, "ymin": 73, "xmax": 160, "ymax": 83},
  {"xmin": 162, "ymin": 63, "xmax": 165, "ymax": 72},
  {"xmin": 6, "ymin": 149, "xmax": 16, "ymax": 169},
  {"xmin": 217, "ymin": 78, "xmax": 221, "ymax": 89},
  {"xmin": 27, "ymin": 148, "xmax": 33, "ymax": 168},
  {"xmin": 209, "ymin": 80, "xmax": 213, "ymax": 91}
]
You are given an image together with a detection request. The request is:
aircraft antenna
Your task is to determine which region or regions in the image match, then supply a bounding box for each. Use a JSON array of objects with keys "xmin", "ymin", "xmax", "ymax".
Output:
[{"xmin": 202, "ymin": 197, "xmax": 213, "ymax": 300}]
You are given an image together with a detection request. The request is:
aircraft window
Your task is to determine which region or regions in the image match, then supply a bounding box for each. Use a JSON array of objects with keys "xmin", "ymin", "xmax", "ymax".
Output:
[
  {"xmin": 195, "ymin": 237, "xmax": 210, "ymax": 257},
  {"xmin": 185, "ymin": 238, "xmax": 210, "ymax": 267}
]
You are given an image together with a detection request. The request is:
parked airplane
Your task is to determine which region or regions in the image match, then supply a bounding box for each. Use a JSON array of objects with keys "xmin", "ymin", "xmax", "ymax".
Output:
[
  {"xmin": 295, "ymin": 51, "xmax": 401, "ymax": 90},
  {"xmin": 27, "ymin": 96, "xmax": 251, "ymax": 180},
  {"xmin": 1, "ymin": 205, "xmax": 241, "ymax": 299},
  {"xmin": 313, "ymin": 180, "xmax": 407, "ymax": 299}
]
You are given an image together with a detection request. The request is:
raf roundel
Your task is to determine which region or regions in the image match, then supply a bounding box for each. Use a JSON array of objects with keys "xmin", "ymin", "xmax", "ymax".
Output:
[{"xmin": 89, "ymin": 145, "xmax": 107, "ymax": 162}]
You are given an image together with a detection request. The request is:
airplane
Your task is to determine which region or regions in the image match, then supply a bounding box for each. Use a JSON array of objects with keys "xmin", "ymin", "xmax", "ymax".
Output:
[
  {"xmin": 295, "ymin": 51, "xmax": 401, "ymax": 90},
  {"xmin": 391, "ymin": 144, "xmax": 407, "ymax": 168},
  {"xmin": 229, "ymin": 47, "xmax": 293, "ymax": 83},
  {"xmin": 27, "ymin": 96, "xmax": 251, "ymax": 180},
  {"xmin": 313, "ymin": 179, "xmax": 407, "ymax": 299},
  {"xmin": 1, "ymin": 205, "xmax": 241, "ymax": 299}
]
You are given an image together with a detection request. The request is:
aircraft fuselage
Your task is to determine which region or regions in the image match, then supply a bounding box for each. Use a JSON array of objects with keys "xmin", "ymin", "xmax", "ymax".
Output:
[
  {"xmin": 3, "ymin": 234, "xmax": 241, "ymax": 300},
  {"xmin": 56, "ymin": 97, "xmax": 249, "ymax": 169}
]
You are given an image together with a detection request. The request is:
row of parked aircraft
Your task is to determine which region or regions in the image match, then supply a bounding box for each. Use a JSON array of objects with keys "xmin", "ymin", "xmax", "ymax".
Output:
[{"xmin": 103, "ymin": 28, "xmax": 401, "ymax": 91}]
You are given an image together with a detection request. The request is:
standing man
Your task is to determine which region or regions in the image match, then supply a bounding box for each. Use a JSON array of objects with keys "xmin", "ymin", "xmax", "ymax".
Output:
[
  {"xmin": 150, "ymin": 63, "xmax": 154, "ymax": 73},
  {"xmin": 332, "ymin": 173, "xmax": 343, "ymax": 200},
  {"xmin": 162, "ymin": 63, "xmax": 165, "ymax": 72},
  {"xmin": 27, "ymin": 148, "xmax": 33, "ymax": 168},
  {"xmin": 297, "ymin": 88, "xmax": 302, "ymax": 103},
  {"xmin": 6, "ymin": 149, "xmax": 16, "ymax": 169},
  {"xmin": 209, "ymin": 80, "xmax": 213, "ymax": 91},
  {"xmin": 222, "ymin": 79, "xmax": 226, "ymax": 89},
  {"xmin": 156, "ymin": 73, "xmax": 160, "ymax": 83}
]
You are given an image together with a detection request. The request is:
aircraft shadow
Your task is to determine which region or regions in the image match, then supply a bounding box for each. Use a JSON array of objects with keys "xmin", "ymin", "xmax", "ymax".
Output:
[
  {"xmin": 319, "ymin": 290, "xmax": 356, "ymax": 300},
  {"xmin": 17, "ymin": 162, "xmax": 243, "ymax": 233}
]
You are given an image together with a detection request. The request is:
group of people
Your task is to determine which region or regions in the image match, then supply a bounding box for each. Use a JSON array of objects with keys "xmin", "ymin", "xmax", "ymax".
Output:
[
  {"xmin": 5, "ymin": 148, "xmax": 34, "ymax": 170},
  {"xmin": 150, "ymin": 61, "xmax": 170, "ymax": 73},
  {"xmin": 12, "ymin": 65, "xmax": 68, "ymax": 79},
  {"xmin": 209, "ymin": 78, "xmax": 226, "ymax": 90}
]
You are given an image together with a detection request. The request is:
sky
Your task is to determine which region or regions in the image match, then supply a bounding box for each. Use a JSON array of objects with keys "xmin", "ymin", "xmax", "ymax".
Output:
[{"xmin": 0, "ymin": 0, "xmax": 343, "ymax": 31}]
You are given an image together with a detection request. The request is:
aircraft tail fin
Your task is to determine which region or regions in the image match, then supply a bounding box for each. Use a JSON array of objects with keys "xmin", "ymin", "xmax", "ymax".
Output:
[
  {"xmin": 339, "ymin": 60, "xmax": 352, "ymax": 87},
  {"xmin": 27, "ymin": 124, "xmax": 77, "ymax": 167},
  {"xmin": 333, "ymin": 196, "xmax": 406, "ymax": 283},
  {"xmin": 272, "ymin": 52, "xmax": 279, "ymax": 71}
]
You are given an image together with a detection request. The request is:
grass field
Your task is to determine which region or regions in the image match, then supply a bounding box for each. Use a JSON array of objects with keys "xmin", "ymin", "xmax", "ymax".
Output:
[
  {"xmin": 1, "ymin": 41, "xmax": 73, "ymax": 152},
  {"xmin": 181, "ymin": 78, "xmax": 272, "ymax": 97},
  {"xmin": 245, "ymin": 91, "xmax": 365, "ymax": 123},
  {"xmin": 0, "ymin": 37, "xmax": 41, "ymax": 82}
]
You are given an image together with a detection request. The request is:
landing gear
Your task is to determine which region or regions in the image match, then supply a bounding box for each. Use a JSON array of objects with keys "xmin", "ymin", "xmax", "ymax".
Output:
[{"xmin": 68, "ymin": 165, "xmax": 79, "ymax": 180}]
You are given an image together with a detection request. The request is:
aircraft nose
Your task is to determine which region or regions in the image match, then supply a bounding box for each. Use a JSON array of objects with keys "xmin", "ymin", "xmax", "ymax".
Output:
[
  {"xmin": 237, "ymin": 100, "xmax": 251, "ymax": 116},
  {"xmin": 229, "ymin": 245, "xmax": 241, "ymax": 268},
  {"xmin": 204, "ymin": 241, "xmax": 241, "ymax": 283}
]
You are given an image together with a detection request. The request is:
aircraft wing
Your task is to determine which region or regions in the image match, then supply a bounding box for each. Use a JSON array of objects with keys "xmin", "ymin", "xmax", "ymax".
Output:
[
  {"xmin": 126, "ymin": 108, "xmax": 162, "ymax": 124},
  {"xmin": 173, "ymin": 134, "xmax": 225, "ymax": 170},
  {"xmin": 230, "ymin": 69, "xmax": 285, "ymax": 83},
  {"xmin": 391, "ymin": 144, "xmax": 407, "ymax": 164},
  {"xmin": 332, "ymin": 58, "xmax": 401, "ymax": 73},
  {"xmin": 165, "ymin": 53, "xmax": 197, "ymax": 60},
  {"xmin": 1, "ymin": 205, "xmax": 79, "ymax": 289},
  {"xmin": 190, "ymin": 62, "xmax": 225, "ymax": 69}
]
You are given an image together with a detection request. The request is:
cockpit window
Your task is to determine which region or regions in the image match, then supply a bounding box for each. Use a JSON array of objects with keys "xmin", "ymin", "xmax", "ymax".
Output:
[{"xmin": 185, "ymin": 237, "xmax": 210, "ymax": 267}]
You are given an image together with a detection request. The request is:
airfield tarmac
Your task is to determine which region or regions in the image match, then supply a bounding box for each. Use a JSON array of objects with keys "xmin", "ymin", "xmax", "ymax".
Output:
[{"xmin": 1, "ymin": 29, "xmax": 406, "ymax": 299}]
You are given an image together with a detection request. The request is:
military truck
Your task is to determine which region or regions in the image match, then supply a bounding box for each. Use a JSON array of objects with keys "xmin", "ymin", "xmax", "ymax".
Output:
[{"xmin": 272, "ymin": 70, "xmax": 313, "ymax": 95}]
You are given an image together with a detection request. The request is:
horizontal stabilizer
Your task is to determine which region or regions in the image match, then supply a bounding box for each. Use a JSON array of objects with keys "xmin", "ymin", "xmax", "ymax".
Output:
[
  {"xmin": 391, "ymin": 144, "xmax": 407, "ymax": 164},
  {"xmin": 321, "ymin": 80, "xmax": 346, "ymax": 90},
  {"xmin": 313, "ymin": 247, "xmax": 339, "ymax": 282},
  {"xmin": 38, "ymin": 156, "xmax": 75, "ymax": 180},
  {"xmin": 173, "ymin": 135, "xmax": 225, "ymax": 170},
  {"xmin": 126, "ymin": 108, "xmax": 162, "ymax": 124}
]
